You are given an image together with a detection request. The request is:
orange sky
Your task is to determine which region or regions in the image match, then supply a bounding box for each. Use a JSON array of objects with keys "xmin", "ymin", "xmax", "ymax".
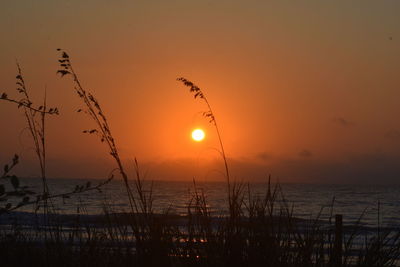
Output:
[{"xmin": 1, "ymin": 1, "xmax": 400, "ymax": 183}]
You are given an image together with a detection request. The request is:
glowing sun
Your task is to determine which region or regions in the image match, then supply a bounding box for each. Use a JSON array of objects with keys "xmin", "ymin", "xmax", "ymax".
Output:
[{"xmin": 192, "ymin": 129, "xmax": 205, "ymax": 142}]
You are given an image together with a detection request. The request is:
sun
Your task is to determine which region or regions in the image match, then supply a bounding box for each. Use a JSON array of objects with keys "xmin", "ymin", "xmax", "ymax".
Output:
[{"xmin": 192, "ymin": 129, "xmax": 205, "ymax": 142}]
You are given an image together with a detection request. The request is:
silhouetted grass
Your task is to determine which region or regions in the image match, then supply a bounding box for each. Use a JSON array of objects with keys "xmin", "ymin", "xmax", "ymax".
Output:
[
  {"xmin": 1, "ymin": 181, "xmax": 400, "ymax": 267},
  {"xmin": 1, "ymin": 53, "xmax": 400, "ymax": 267}
]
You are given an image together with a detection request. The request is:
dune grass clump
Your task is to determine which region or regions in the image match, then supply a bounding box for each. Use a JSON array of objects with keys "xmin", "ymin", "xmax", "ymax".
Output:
[
  {"xmin": 176, "ymin": 78, "xmax": 231, "ymax": 194},
  {"xmin": 0, "ymin": 62, "xmax": 114, "ymax": 216},
  {"xmin": 2, "ymin": 179, "xmax": 400, "ymax": 267},
  {"xmin": 0, "ymin": 64, "xmax": 59, "ymax": 213}
]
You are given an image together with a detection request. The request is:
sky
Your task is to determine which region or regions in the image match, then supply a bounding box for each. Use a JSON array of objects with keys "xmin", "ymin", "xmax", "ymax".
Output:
[{"xmin": 1, "ymin": 0, "xmax": 400, "ymax": 183}]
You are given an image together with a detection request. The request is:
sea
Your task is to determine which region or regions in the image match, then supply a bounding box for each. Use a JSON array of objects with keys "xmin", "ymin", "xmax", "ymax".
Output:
[{"xmin": 2, "ymin": 177, "xmax": 400, "ymax": 228}]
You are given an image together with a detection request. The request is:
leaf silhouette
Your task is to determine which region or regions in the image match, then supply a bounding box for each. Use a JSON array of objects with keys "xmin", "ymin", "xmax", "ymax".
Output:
[
  {"xmin": 57, "ymin": 70, "xmax": 70, "ymax": 77},
  {"xmin": 10, "ymin": 175, "xmax": 19, "ymax": 189}
]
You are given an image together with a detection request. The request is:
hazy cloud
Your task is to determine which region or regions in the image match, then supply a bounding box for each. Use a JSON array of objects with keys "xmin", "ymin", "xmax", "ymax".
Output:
[
  {"xmin": 331, "ymin": 117, "xmax": 354, "ymax": 128},
  {"xmin": 385, "ymin": 129, "xmax": 400, "ymax": 140},
  {"xmin": 142, "ymin": 151, "xmax": 400, "ymax": 184},
  {"xmin": 8, "ymin": 152, "xmax": 400, "ymax": 184},
  {"xmin": 298, "ymin": 149, "xmax": 312, "ymax": 158},
  {"xmin": 256, "ymin": 152, "xmax": 271, "ymax": 161}
]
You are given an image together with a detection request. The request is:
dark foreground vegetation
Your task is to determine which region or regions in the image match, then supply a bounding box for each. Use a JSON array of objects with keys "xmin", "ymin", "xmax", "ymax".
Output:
[
  {"xmin": 1, "ymin": 181, "xmax": 400, "ymax": 267},
  {"xmin": 1, "ymin": 51, "xmax": 400, "ymax": 266}
]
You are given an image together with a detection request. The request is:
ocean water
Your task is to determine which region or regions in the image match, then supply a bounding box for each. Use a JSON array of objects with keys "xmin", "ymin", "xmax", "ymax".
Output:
[{"xmin": 5, "ymin": 177, "xmax": 400, "ymax": 228}]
